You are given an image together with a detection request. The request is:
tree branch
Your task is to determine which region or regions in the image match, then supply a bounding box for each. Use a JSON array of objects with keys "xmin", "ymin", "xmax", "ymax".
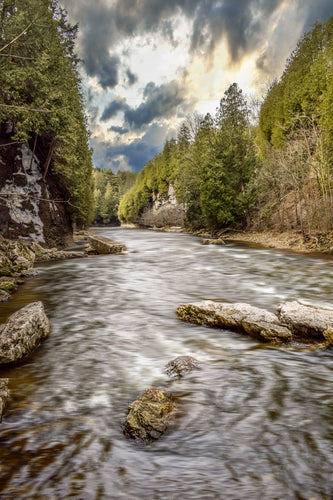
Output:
[{"xmin": 0, "ymin": 14, "xmax": 38, "ymax": 54}]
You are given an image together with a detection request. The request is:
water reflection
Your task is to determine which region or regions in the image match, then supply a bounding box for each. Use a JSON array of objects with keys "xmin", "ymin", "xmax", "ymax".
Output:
[{"xmin": 0, "ymin": 228, "xmax": 332, "ymax": 499}]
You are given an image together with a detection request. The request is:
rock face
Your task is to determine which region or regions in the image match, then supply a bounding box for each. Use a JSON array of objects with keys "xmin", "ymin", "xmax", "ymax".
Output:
[
  {"xmin": 165, "ymin": 356, "xmax": 199, "ymax": 378},
  {"xmin": 0, "ymin": 379, "xmax": 9, "ymax": 422},
  {"xmin": 88, "ymin": 235, "xmax": 127, "ymax": 255},
  {"xmin": 0, "ymin": 127, "xmax": 73, "ymax": 247},
  {"xmin": 277, "ymin": 301, "xmax": 333, "ymax": 341},
  {"xmin": 123, "ymin": 386, "xmax": 176, "ymax": 441},
  {"xmin": 139, "ymin": 183, "xmax": 186, "ymax": 228},
  {"xmin": 0, "ymin": 302, "xmax": 50, "ymax": 365},
  {"xmin": 177, "ymin": 301, "xmax": 292, "ymax": 342}
]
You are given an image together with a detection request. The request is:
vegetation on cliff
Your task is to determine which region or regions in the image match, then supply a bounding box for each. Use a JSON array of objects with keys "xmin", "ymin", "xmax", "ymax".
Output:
[
  {"xmin": 118, "ymin": 16, "xmax": 333, "ymax": 234},
  {"xmin": 0, "ymin": 0, "xmax": 94, "ymax": 225}
]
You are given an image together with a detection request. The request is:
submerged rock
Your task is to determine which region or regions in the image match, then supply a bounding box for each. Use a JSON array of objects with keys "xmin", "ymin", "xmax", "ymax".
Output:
[
  {"xmin": 123, "ymin": 386, "xmax": 176, "ymax": 441},
  {"xmin": 177, "ymin": 301, "xmax": 292, "ymax": 343},
  {"xmin": 0, "ymin": 378, "xmax": 9, "ymax": 422},
  {"xmin": 277, "ymin": 301, "xmax": 333, "ymax": 341},
  {"xmin": 165, "ymin": 356, "xmax": 199, "ymax": 378},
  {"xmin": 0, "ymin": 301, "xmax": 50, "ymax": 365},
  {"xmin": 88, "ymin": 235, "xmax": 127, "ymax": 255}
]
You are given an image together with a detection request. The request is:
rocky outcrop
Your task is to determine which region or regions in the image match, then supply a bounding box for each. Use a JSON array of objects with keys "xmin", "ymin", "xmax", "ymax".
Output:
[
  {"xmin": 177, "ymin": 301, "xmax": 292, "ymax": 343},
  {"xmin": 0, "ymin": 127, "xmax": 73, "ymax": 247},
  {"xmin": 88, "ymin": 235, "xmax": 127, "ymax": 255},
  {"xmin": 28, "ymin": 241, "xmax": 83, "ymax": 262},
  {"xmin": 277, "ymin": 301, "xmax": 333, "ymax": 341},
  {"xmin": 177, "ymin": 300, "xmax": 333, "ymax": 344},
  {"xmin": 165, "ymin": 356, "xmax": 199, "ymax": 378},
  {"xmin": 139, "ymin": 183, "xmax": 186, "ymax": 228},
  {"xmin": 123, "ymin": 386, "xmax": 177, "ymax": 441},
  {"xmin": 0, "ymin": 302, "xmax": 50, "ymax": 365},
  {"xmin": 0, "ymin": 379, "xmax": 9, "ymax": 422}
]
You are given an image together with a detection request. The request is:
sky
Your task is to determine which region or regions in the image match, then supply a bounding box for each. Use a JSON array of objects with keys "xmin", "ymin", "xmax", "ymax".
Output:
[{"xmin": 60, "ymin": 0, "xmax": 333, "ymax": 173}]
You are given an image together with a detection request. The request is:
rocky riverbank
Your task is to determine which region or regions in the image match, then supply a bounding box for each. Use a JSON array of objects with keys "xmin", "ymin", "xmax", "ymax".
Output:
[{"xmin": 221, "ymin": 230, "xmax": 333, "ymax": 254}]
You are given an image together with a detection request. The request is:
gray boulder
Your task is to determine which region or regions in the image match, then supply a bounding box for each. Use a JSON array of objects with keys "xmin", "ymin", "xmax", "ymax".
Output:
[
  {"xmin": 177, "ymin": 301, "xmax": 292, "ymax": 342},
  {"xmin": 165, "ymin": 355, "xmax": 199, "ymax": 378},
  {"xmin": 277, "ymin": 301, "xmax": 333, "ymax": 341},
  {"xmin": 123, "ymin": 386, "xmax": 176, "ymax": 441},
  {"xmin": 0, "ymin": 302, "xmax": 50, "ymax": 365},
  {"xmin": 88, "ymin": 235, "xmax": 127, "ymax": 255},
  {"xmin": 0, "ymin": 379, "xmax": 9, "ymax": 422}
]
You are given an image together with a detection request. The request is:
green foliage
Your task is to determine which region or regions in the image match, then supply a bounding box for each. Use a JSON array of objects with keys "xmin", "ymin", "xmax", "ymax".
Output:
[
  {"xmin": 118, "ymin": 84, "xmax": 259, "ymax": 231},
  {"xmin": 0, "ymin": 0, "xmax": 94, "ymax": 225},
  {"xmin": 93, "ymin": 168, "xmax": 136, "ymax": 224}
]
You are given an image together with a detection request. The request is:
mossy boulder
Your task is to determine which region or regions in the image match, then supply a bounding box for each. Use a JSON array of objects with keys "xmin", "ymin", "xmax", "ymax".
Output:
[
  {"xmin": 0, "ymin": 302, "xmax": 50, "ymax": 365},
  {"xmin": 123, "ymin": 386, "xmax": 176, "ymax": 441}
]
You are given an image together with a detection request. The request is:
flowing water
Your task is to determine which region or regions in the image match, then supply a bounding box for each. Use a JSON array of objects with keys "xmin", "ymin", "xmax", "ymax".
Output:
[{"xmin": 0, "ymin": 228, "xmax": 333, "ymax": 499}]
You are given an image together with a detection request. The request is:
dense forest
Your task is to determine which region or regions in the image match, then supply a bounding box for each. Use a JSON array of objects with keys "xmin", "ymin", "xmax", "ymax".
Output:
[
  {"xmin": 0, "ymin": 0, "xmax": 94, "ymax": 225},
  {"xmin": 93, "ymin": 168, "xmax": 136, "ymax": 225},
  {"xmin": 118, "ymin": 16, "xmax": 333, "ymax": 235}
]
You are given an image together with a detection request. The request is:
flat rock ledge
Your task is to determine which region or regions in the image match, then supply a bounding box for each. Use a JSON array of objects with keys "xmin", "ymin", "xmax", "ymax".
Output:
[
  {"xmin": 0, "ymin": 379, "xmax": 9, "ymax": 422},
  {"xmin": 277, "ymin": 301, "xmax": 333, "ymax": 342},
  {"xmin": 165, "ymin": 356, "xmax": 199, "ymax": 378},
  {"xmin": 0, "ymin": 301, "xmax": 50, "ymax": 365},
  {"xmin": 87, "ymin": 235, "xmax": 127, "ymax": 255},
  {"xmin": 123, "ymin": 386, "xmax": 176, "ymax": 441},
  {"xmin": 177, "ymin": 300, "xmax": 333, "ymax": 344},
  {"xmin": 177, "ymin": 301, "xmax": 292, "ymax": 343}
]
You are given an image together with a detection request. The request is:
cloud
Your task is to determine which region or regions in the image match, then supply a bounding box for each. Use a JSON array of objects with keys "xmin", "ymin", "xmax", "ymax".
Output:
[
  {"xmin": 101, "ymin": 97, "xmax": 129, "ymax": 121},
  {"xmin": 124, "ymin": 80, "xmax": 187, "ymax": 129},
  {"xmin": 109, "ymin": 126, "xmax": 129, "ymax": 135},
  {"xmin": 91, "ymin": 122, "xmax": 175, "ymax": 172}
]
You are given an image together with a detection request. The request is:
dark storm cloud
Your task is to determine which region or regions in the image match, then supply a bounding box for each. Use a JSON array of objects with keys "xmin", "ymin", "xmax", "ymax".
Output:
[
  {"xmin": 62, "ymin": 0, "xmax": 333, "ymax": 91},
  {"xmin": 124, "ymin": 80, "xmax": 187, "ymax": 129},
  {"xmin": 109, "ymin": 126, "xmax": 129, "ymax": 135},
  {"xmin": 126, "ymin": 68, "xmax": 138, "ymax": 86},
  {"xmin": 101, "ymin": 97, "xmax": 129, "ymax": 122}
]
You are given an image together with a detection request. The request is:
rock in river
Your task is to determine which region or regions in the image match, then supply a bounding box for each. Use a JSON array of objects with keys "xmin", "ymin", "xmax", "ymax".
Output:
[
  {"xmin": 277, "ymin": 301, "xmax": 333, "ymax": 341},
  {"xmin": 176, "ymin": 301, "xmax": 292, "ymax": 343},
  {"xmin": 88, "ymin": 235, "xmax": 127, "ymax": 255},
  {"xmin": 165, "ymin": 355, "xmax": 199, "ymax": 378},
  {"xmin": 123, "ymin": 386, "xmax": 176, "ymax": 441},
  {"xmin": 0, "ymin": 379, "xmax": 9, "ymax": 422},
  {"xmin": 0, "ymin": 302, "xmax": 50, "ymax": 365}
]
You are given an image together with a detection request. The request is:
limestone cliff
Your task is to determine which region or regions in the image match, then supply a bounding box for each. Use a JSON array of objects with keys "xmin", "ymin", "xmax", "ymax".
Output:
[
  {"xmin": 0, "ymin": 125, "xmax": 73, "ymax": 247},
  {"xmin": 139, "ymin": 183, "xmax": 185, "ymax": 227}
]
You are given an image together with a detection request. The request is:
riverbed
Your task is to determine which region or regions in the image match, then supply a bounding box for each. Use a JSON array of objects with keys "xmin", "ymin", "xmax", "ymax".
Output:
[{"xmin": 0, "ymin": 228, "xmax": 332, "ymax": 499}]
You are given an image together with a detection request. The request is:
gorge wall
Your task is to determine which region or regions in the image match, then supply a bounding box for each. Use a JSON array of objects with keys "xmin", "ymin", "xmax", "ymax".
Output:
[
  {"xmin": 0, "ymin": 125, "xmax": 73, "ymax": 247},
  {"xmin": 139, "ymin": 183, "xmax": 186, "ymax": 228}
]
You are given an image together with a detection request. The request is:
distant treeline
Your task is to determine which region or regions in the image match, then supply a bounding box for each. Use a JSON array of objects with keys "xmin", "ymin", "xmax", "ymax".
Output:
[
  {"xmin": 0, "ymin": 0, "xmax": 94, "ymax": 225},
  {"xmin": 118, "ymin": 16, "xmax": 333, "ymax": 234},
  {"xmin": 93, "ymin": 168, "xmax": 136, "ymax": 225}
]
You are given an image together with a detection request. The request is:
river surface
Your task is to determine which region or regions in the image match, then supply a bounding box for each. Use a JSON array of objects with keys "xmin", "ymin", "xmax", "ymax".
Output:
[{"xmin": 0, "ymin": 228, "xmax": 333, "ymax": 499}]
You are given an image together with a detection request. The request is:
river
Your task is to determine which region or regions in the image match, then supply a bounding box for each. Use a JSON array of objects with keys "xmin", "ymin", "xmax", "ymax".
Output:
[{"xmin": 0, "ymin": 228, "xmax": 332, "ymax": 499}]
